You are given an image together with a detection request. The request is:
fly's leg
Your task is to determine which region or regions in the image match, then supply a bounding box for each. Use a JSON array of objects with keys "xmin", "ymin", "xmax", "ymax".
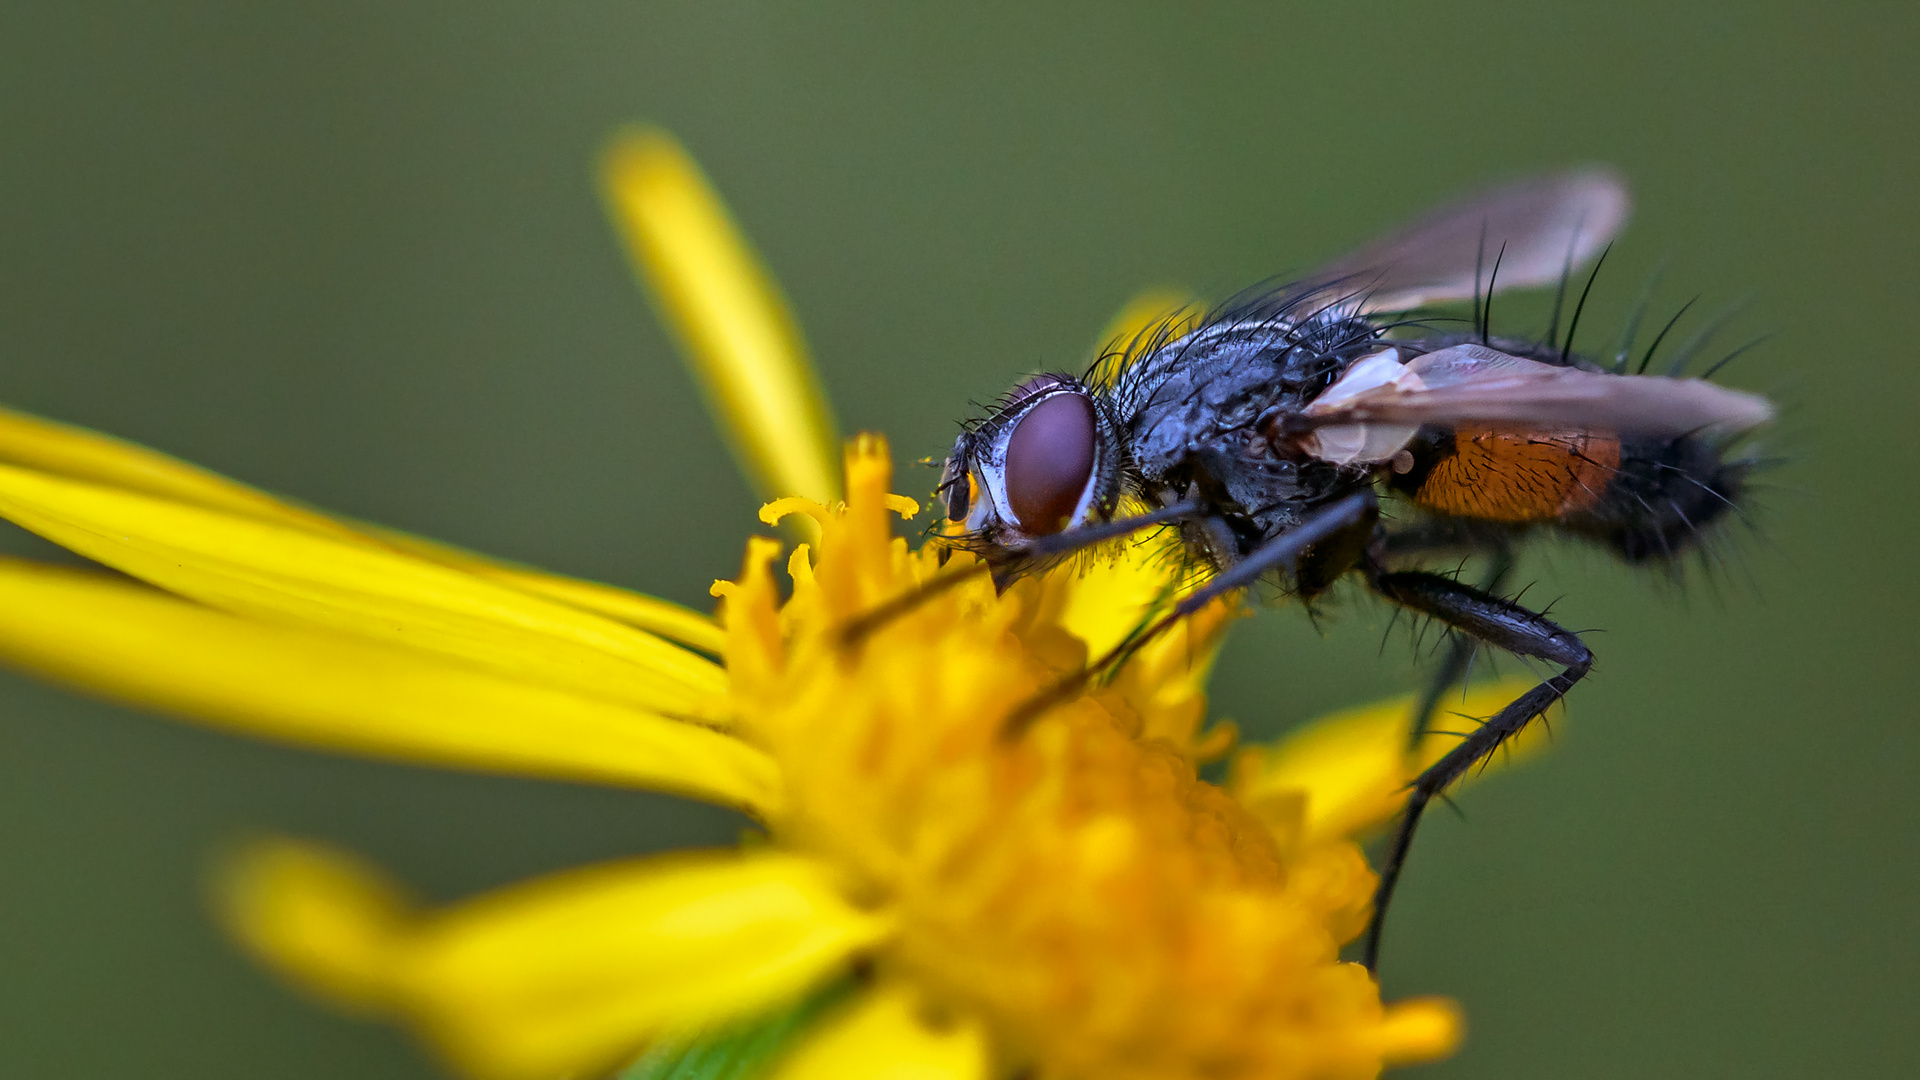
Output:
[
  {"xmin": 1001, "ymin": 490, "xmax": 1379, "ymax": 736},
  {"xmin": 837, "ymin": 498, "xmax": 1203, "ymax": 647},
  {"xmin": 1361, "ymin": 569, "xmax": 1593, "ymax": 971},
  {"xmin": 1403, "ymin": 547, "xmax": 1516, "ymax": 749},
  {"xmin": 1373, "ymin": 518, "xmax": 1521, "ymax": 748}
]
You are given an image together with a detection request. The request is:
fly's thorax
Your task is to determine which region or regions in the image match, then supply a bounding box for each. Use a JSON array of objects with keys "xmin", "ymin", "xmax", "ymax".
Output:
[
  {"xmin": 1102, "ymin": 313, "xmax": 1385, "ymax": 561},
  {"xmin": 1113, "ymin": 312, "xmax": 1377, "ymax": 484},
  {"xmin": 941, "ymin": 375, "xmax": 1125, "ymax": 548}
]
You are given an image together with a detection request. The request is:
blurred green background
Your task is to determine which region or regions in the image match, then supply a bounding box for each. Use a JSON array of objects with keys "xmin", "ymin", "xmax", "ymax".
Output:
[{"xmin": 0, "ymin": 3, "xmax": 1914, "ymax": 1077}]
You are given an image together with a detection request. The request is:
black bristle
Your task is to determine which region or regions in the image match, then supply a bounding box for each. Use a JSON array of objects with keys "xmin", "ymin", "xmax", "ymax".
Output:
[
  {"xmin": 1543, "ymin": 227, "xmax": 1582, "ymax": 352},
  {"xmin": 1481, "ymin": 241, "xmax": 1507, "ymax": 346},
  {"xmin": 1560, "ymin": 243, "xmax": 1611, "ymax": 364},
  {"xmin": 1700, "ymin": 332, "xmax": 1772, "ymax": 380},
  {"xmin": 1472, "ymin": 223, "xmax": 1489, "ymax": 342},
  {"xmin": 1613, "ymin": 262, "xmax": 1667, "ymax": 373},
  {"xmin": 1636, "ymin": 295, "xmax": 1698, "ymax": 374},
  {"xmin": 1664, "ymin": 297, "xmax": 1751, "ymax": 376}
]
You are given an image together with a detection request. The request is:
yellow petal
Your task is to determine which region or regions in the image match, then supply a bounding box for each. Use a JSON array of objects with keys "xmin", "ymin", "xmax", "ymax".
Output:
[
  {"xmin": 1091, "ymin": 287, "xmax": 1198, "ymax": 363},
  {"xmin": 0, "ymin": 558, "xmax": 778, "ymax": 812},
  {"xmin": 460, "ymin": 562, "xmax": 724, "ymax": 656},
  {"xmin": 1051, "ymin": 528, "xmax": 1189, "ymax": 660},
  {"xmin": 601, "ymin": 128, "xmax": 841, "ymax": 506},
  {"xmin": 0, "ymin": 403, "xmax": 729, "ymax": 653},
  {"xmin": 0, "ymin": 403, "xmax": 365, "ymax": 533},
  {"xmin": 362, "ymin": 524, "xmax": 726, "ymax": 655},
  {"xmin": 0, "ymin": 464, "xmax": 724, "ymax": 717},
  {"xmin": 1230, "ymin": 677, "xmax": 1540, "ymax": 846},
  {"xmin": 1377, "ymin": 996, "xmax": 1466, "ymax": 1066},
  {"xmin": 1412, "ymin": 676, "xmax": 1563, "ymax": 776},
  {"xmin": 218, "ymin": 840, "xmax": 893, "ymax": 1080},
  {"xmin": 768, "ymin": 984, "xmax": 990, "ymax": 1080},
  {"xmin": 216, "ymin": 839, "xmax": 414, "ymax": 1013}
]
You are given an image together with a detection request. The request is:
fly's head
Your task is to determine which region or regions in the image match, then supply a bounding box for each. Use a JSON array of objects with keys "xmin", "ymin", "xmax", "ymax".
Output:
[{"xmin": 940, "ymin": 374, "xmax": 1125, "ymax": 556}]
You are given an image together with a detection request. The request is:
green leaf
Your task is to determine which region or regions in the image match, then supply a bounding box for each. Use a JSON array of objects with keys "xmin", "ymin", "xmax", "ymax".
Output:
[{"xmin": 617, "ymin": 979, "xmax": 856, "ymax": 1080}]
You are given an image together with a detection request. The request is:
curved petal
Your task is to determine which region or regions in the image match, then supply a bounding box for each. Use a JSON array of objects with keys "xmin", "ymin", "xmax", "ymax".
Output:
[
  {"xmin": 601, "ymin": 128, "xmax": 841, "ymax": 506},
  {"xmin": 1050, "ymin": 528, "xmax": 1191, "ymax": 659},
  {"xmin": 0, "ymin": 403, "xmax": 366, "ymax": 533},
  {"xmin": 217, "ymin": 840, "xmax": 892, "ymax": 1080},
  {"xmin": 767, "ymin": 984, "xmax": 990, "ymax": 1080},
  {"xmin": 0, "ymin": 464, "xmax": 724, "ymax": 717},
  {"xmin": 1089, "ymin": 287, "xmax": 1199, "ymax": 370},
  {"xmin": 362, "ymin": 524, "xmax": 726, "ymax": 656},
  {"xmin": 1230, "ymin": 678, "xmax": 1542, "ymax": 846},
  {"xmin": 618, "ymin": 981, "xmax": 853, "ymax": 1080},
  {"xmin": 214, "ymin": 839, "xmax": 412, "ymax": 1012},
  {"xmin": 0, "ymin": 559, "xmax": 778, "ymax": 811},
  {"xmin": 0, "ymin": 404, "xmax": 727, "ymax": 653}
]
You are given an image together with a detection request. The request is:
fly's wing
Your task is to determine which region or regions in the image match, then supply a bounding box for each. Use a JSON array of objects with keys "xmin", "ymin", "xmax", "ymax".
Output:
[
  {"xmin": 1307, "ymin": 169, "xmax": 1630, "ymax": 313},
  {"xmin": 1298, "ymin": 344, "xmax": 1772, "ymax": 464}
]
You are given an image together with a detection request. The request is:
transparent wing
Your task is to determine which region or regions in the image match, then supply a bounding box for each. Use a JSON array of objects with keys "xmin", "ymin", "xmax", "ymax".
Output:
[
  {"xmin": 1302, "ymin": 344, "xmax": 1773, "ymax": 440},
  {"xmin": 1308, "ymin": 169, "xmax": 1630, "ymax": 313}
]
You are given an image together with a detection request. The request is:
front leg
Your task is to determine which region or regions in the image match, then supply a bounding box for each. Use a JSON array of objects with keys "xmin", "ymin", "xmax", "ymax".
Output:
[
  {"xmin": 1002, "ymin": 490, "xmax": 1380, "ymax": 736},
  {"xmin": 1361, "ymin": 568, "xmax": 1594, "ymax": 971}
]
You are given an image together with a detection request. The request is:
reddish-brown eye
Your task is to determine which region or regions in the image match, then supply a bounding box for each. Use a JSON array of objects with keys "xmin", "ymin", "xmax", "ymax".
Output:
[{"xmin": 1004, "ymin": 392, "xmax": 1096, "ymax": 535}]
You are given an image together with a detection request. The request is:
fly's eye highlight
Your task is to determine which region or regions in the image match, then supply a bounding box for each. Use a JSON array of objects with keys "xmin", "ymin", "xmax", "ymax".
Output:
[{"xmin": 1003, "ymin": 391, "xmax": 1096, "ymax": 535}]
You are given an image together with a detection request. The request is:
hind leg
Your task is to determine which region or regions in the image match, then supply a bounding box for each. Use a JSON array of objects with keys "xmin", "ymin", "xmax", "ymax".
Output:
[
  {"xmin": 1361, "ymin": 569, "xmax": 1593, "ymax": 971},
  {"xmin": 1373, "ymin": 520, "xmax": 1521, "ymax": 747},
  {"xmin": 1401, "ymin": 548, "xmax": 1516, "ymax": 749}
]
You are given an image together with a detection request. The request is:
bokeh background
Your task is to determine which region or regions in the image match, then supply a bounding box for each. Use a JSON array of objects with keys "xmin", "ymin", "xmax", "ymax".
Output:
[{"xmin": 1, "ymin": 4, "xmax": 1914, "ymax": 1078}]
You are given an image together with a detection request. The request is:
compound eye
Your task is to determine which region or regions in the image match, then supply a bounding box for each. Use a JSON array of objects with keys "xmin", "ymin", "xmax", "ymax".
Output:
[{"xmin": 1003, "ymin": 392, "xmax": 1096, "ymax": 535}]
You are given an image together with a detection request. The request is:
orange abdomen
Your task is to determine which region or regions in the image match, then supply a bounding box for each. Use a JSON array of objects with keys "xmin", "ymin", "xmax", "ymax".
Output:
[{"xmin": 1414, "ymin": 427, "xmax": 1621, "ymax": 523}]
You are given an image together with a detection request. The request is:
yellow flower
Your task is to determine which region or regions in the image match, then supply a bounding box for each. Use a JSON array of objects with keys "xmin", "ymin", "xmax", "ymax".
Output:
[{"xmin": 0, "ymin": 127, "xmax": 1506, "ymax": 1079}]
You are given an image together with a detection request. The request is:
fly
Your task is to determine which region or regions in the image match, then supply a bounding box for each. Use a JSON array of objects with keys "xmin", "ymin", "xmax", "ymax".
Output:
[{"xmin": 931, "ymin": 170, "xmax": 1774, "ymax": 970}]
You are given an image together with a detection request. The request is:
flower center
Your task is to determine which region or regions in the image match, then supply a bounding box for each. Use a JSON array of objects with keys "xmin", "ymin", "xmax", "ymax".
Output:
[{"xmin": 716, "ymin": 434, "xmax": 1426, "ymax": 1079}]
